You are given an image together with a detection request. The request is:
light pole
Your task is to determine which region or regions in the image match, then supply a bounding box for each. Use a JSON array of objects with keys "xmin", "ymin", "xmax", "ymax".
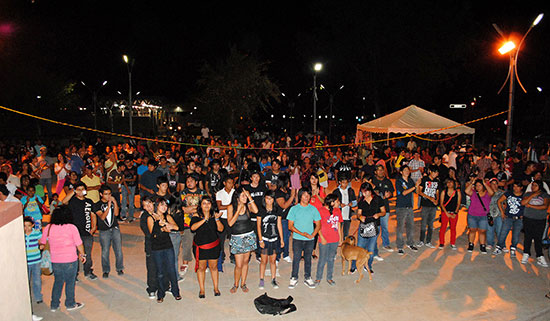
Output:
[
  {"xmin": 320, "ymin": 84, "xmax": 344, "ymax": 140},
  {"xmin": 313, "ymin": 63, "xmax": 322, "ymax": 133},
  {"xmin": 494, "ymin": 13, "xmax": 543, "ymax": 149},
  {"xmin": 123, "ymin": 54, "xmax": 135, "ymax": 135},
  {"xmin": 81, "ymin": 80, "xmax": 108, "ymax": 130}
]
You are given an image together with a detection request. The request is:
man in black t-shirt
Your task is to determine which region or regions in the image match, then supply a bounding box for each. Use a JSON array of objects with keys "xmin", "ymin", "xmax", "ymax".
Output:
[
  {"xmin": 334, "ymin": 154, "xmax": 352, "ymax": 182},
  {"xmin": 245, "ymin": 171, "xmax": 268, "ymax": 261},
  {"xmin": 417, "ymin": 165, "xmax": 440, "ymax": 248},
  {"xmin": 370, "ymin": 165, "xmax": 395, "ymax": 252},
  {"xmin": 93, "ymin": 185, "xmax": 124, "ymax": 278},
  {"xmin": 264, "ymin": 159, "xmax": 282, "ymax": 191},
  {"xmin": 166, "ymin": 163, "xmax": 182, "ymax": 194},
  {"xmin": 64, "ymin": 182, "xmax": 97, "ymax": 280},
  {"xmin": 205, "ymin": 159, "xmax": 222, "ymax": 197},
  {"xmin": 121, "ymin": 158, "xmax": 137, "ymax": 221},
  {"xmin": 484, "ymin": 160, "xmax": 508, "ymax": 188}
]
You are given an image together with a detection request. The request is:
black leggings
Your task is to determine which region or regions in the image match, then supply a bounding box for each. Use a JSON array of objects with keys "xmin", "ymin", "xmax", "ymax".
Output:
[{"xmin": 523, "ymin": 217, "xmax": 546, "ymax": 258}]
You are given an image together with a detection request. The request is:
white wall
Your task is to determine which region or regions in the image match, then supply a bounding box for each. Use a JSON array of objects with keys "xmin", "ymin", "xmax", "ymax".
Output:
[{"xmin": 0, "ymin": 205, "xmax": 31, "ymax": 321}]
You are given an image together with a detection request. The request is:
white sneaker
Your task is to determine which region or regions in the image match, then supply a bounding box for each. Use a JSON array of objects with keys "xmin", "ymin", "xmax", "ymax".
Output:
[
  {"xmin": 383, "ymin": 246, "xmax": 394, "ymax": 252},
  {"xmin": 416, "ymin": 241, "xmax": 424, "ymax": 248},
  {"xmin": 486, "ymin": 245, "xmax": 492, "ymax": 250},
  {"xmin": 502, "ymin": 247, "xmax": 509, "ymax": 253},
  {"xmin": 521, "ymin": 253, "xmax": 530, "ymax": 264},
  {"xmin": 425, "ymin": 242, "xmax": 436, "ymax": 249},
  {"xmin": 32, "ymin": 315, "xmax": 43, "ymax": 321},
  {"xmin": 373, "ymin": 255, "xmax": 384, "ymax": 262},
  {"xmin": 283, "ymin": 256, "xmax": 292, "ymax": 263},
  {"xmin": 304, "ymin": 278, "xmax": 316, "ymax": 289},
  {"xmin": 67, "ymin": 302, "xmax": 85, "ymax": 311},
  {"xmin": 537, "ymin": 256, "xmax": 549, "ymax": 267},
  {"xmin": 289, "ymin": 277, "xmax": 298, "ymax": 289}
]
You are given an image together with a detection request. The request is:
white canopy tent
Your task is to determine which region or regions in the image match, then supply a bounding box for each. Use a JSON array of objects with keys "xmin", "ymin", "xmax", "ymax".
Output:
[{"xmin": 356, "ymin": 105, "xmax": 475, "ymax": 145}]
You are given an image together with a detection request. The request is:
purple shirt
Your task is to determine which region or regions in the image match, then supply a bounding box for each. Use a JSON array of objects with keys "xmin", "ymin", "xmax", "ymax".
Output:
[{"xmin": 468, "ymin": 192, "xmax": 491, "ymax": 217}]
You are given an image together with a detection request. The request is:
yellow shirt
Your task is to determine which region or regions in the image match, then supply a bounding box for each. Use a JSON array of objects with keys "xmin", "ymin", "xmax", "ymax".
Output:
[{"xmin": 81, "ymin": 175, "xmax": 101, "ymax": 203}]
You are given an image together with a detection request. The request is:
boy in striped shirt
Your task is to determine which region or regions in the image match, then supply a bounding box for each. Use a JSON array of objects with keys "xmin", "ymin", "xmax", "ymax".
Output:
[{"xmin": 24, "ymin": 216, "xmax": 44, "ymax": 304}]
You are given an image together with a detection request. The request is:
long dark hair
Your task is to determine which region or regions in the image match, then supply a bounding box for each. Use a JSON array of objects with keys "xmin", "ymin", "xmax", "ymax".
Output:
[
  {"xmin": 50, "ymin": 205, "xmax": 74, "ymax": 225},
  {"xmin": 262, "ymin": 190, "xmax": 277, "ymax": 209},
  {"xmin": 359, "ymin": 182, "xmax": 375, "ymax": 202},
  {"xmin": 196, "ymin": 196, "xmax": 215, "ymax": 219},
  {"xmin": 324, "ymin": 193, "xmax": 339, "ymax": 215}
]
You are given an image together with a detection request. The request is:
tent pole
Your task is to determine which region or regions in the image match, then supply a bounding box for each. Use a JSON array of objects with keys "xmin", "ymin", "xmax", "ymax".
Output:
[
  {"xmin": 386, "ymin": 132, "xmax": 390, "ymax": 145},
  {"xmin": 472, "ymin": 133, "xmax": 475, "ymax": 147}
]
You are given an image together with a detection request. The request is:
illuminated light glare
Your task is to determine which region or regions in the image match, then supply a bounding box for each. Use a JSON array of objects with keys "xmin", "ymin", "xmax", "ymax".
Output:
[
  {"xmin": 537, "ymin": 87, "xmax": 543, "ymax": 92},
  {"xmin": 281, "ymin": 92, "xmax": 286, "ymax": 97},
  {"xmin": 339, "ymin": 85, "xmax": 344, "ymax": 90},
  {"xmin": 498, "ymin": 41, "xmax": 516, "ymax": 55},
  {"xmin": 271, "ymin": 114, "xmax": 274, "ymax": 118},
  {"xmin": 36, "ymin": 96, "xmax": 41, "ymax": 99},
  {"xmin": 282, "ymin": 115, "xmax": 286, "ymax": 119},
  {"xmin": 123, "ymin": 55, "xmax": 129, "ymax": 63},
  {"xmin": 314, "ymin": 63, "xmax": 323, "ymax": 71},
  {"xmin": 362, "ymin": 97, "xmax": 366, "ymax": 100},
  {"xmin": 504, "ymin": 120, "xmax": 508, "ymax": 125},
  {"xmin": 533, "ymin": 13, "xmax": 544, "ymax": 26}
]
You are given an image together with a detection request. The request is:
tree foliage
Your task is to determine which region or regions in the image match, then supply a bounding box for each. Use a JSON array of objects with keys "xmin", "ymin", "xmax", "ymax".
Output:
[{"xmin": 195, "ymin": 46, "xmax": 280, "ymax": 134}]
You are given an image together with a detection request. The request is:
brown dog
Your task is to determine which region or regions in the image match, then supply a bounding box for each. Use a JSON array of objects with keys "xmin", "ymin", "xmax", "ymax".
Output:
[{"xmin": 341, "ymin": 235, "xmax": 373, "ymax": 283}]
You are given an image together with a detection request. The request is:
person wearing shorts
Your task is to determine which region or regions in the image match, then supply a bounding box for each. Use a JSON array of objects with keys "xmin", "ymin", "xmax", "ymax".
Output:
[{"xmin": 465, "ymin": 178, "xmax": 494, "ymax": 254}]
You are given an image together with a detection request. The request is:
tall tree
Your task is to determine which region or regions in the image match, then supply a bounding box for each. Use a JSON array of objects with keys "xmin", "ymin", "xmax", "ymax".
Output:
[{"xmin": 195, "ymin": 46, "xmax": 280, "ymax": 135}]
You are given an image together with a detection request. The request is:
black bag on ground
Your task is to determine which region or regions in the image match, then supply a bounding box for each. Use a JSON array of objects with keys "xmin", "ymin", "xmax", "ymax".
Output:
[{"xmin": 254, "ymin": 293, "xmax": 297, "ymax": 315}]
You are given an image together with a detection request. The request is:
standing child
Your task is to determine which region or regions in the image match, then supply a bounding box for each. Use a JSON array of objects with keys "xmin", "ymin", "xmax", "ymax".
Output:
[
  {"xmin": 22, "ymin": 186, "xmax": 45, "ymax": 229},
  {"xmin": 24, "ymin": 216, "xmax": 44, "ymax": 304},
  {"xmin": 50, "ymin": 193, "xmax": 62, "ymax": 213},
  {"xmin": 257, "ymin": 190, "xmax": 284, "ymax": 289},
  {"xmin": 315, "ymin": 194, "xmax": 343, "ymax": 285}
]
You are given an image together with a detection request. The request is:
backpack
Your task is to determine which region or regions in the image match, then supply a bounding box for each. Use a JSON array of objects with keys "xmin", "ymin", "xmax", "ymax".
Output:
[{"xmin": 254, "ymin": 293, "xmax": 297, "ymax": 315}]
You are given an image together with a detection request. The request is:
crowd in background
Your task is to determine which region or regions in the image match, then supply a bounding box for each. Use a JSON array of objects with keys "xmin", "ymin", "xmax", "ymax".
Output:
[{"xmin": 2, "ymin": 130, "xmax": 550, "ymax": 318}]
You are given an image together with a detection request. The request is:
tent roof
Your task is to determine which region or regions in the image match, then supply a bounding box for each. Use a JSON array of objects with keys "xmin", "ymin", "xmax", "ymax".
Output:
[{"xmin": 356, "ymin": 105, "xmax": 475, "ymax": 135}]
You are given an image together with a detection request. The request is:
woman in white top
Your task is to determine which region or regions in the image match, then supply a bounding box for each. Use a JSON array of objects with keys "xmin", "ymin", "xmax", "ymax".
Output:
[
  {"xmin": 526, "ymin": 171, "xmax": 550, "ymax": 194},
  {"xmin": 54, "ymin": 153, "xmax": 71, "ymax": 195}
]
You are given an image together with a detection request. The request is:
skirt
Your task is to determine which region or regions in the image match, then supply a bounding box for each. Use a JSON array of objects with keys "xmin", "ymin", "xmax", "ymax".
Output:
[
  {"xmin": 229, "ymin": 231, "xmax": 257, "ymax": 254},
  {"xmin": 192, "ymin": 243, "xmax": 221, "ymax": 261},
  {"xmin": 259, "ymin": 239, "xmax": 280, "ymax": 256}
]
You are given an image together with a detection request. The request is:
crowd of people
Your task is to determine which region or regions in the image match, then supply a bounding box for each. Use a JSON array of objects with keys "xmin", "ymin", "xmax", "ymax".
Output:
[{"xmin": 2, "ymin": 131, "xmax": 550, "ymax": 320}]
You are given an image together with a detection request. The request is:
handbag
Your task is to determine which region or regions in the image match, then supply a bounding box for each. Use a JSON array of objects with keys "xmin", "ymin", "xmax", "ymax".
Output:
[
  {"xmin": 359, "ymin": 221, "xmax": 377, "ymax": 238},
  {"xmin": 476, "ymin": 192, "xmax": 493, "ymax": 227},
  {"xmin": 41, "ymin": 225, "xmax": 53, "ymax": 276}
]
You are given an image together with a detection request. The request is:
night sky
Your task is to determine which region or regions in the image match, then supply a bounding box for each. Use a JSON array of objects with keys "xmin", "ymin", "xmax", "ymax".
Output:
[{"xmin": 1, "ymin": 0, "xmax": 550, "ymax": 137}]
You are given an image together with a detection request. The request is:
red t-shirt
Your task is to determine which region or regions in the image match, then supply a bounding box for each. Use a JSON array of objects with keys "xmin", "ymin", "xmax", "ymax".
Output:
[
  {"xmin": 318, "ymin": 206, "xmax": 343, "ymax": 244},
  {"xmin": 309, "ymin": 186, "xmax": 326, "ymax": 210}
]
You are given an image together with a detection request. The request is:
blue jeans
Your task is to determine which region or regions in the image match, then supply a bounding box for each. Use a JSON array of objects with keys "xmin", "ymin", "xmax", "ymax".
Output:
[
  {"xmin": 315, "ymin": 242, "xmax": 338, "ymax": 281},
  {"xmin": 497, "ymin": 217, "xmax": 523, "ymax": 250},
  {"xmin": 342, "ymin": 220, "xmax": 351, "ymax": 238},
  {"xmin": 419, "ymin": 207, "xmax": 437, "ymax": 243},
  {"xmin": 79, "ymin": 235, "xmax": 94, "ymax": 276},
  {"xmin": 51, "ymin": 260, "xmax": 78, "ymax": 309},
  {"xmin": 169, "ymin": 232, "xmax": 183, "ymax": 279},
  {"xmin": 291, "ymin": 239, "xmax": 314, "ymax": 279},
  {"xmin": 151, "ymin": 248, "xmax": 180, "ymax": 299},
  {"xmin": 39, "ymin": 177, "xmax": 53, "ymax": 201},
  {"xmin": 28, "ymin": 262, "xmax": 43, "ymax": 302},
  {"xmin": 99, "ymin": 227, "xmax": 124, "ymax": 273},
  {"xmin": 395, "ymin": 207, "xmax": 415, "ymax": 249},
  {"xmin": 121, "ymin": 185, "xmax": 135, "ymax": 219},
  {"xmin": 486, "ymin": 216, "xmax": 503, "ymax": 247},
  {"xmin": 379, "ymin": 212, "xmax": 390, "ymax": 247},
  {"xmin": 277, "ymin": 219, "xmax": 290, "ymax": 260},
  {"xmin": 352, "ymin": 233, "xmax": 377, "ymax": 270}
]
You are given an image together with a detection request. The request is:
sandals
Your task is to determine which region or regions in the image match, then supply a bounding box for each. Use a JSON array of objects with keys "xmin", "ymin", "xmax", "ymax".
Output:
[
  {"xmin": 214, "ymin": 290, "xmax": 221, "ymax": 296},
  {"xmin": 230, "ymin": 285, "xmax": 238, "ymax": 294},
  {"xmin": 241, "ymin": 284, "xmax": 249, "ymax": 293}
]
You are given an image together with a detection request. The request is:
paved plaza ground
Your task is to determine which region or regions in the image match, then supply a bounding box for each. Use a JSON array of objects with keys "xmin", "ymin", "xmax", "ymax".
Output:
[{"xmin": 32, "ymin": 201, "xmax": 550, "ymax": 321}]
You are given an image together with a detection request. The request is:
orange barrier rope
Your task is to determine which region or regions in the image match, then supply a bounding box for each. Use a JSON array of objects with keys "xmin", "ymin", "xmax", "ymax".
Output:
[{"xmin": 0, "ymin": 105, "xmax": 506, "ymax": 150}]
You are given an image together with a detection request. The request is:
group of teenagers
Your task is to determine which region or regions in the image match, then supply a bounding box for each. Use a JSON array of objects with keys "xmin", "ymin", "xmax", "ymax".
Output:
[{"xmin": 12, "ymin": 136, "xmax": 550, "ymax": 316}]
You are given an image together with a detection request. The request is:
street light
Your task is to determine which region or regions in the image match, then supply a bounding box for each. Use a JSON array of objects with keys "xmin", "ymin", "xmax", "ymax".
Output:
[
  {"xmin": 123, "ymin": 54, "xmax": 135, "ymax": 135},
  {"xmin": 494, "ymin": 13, "xmax": 543, "ymax": 148},
  {"xmin": 312, "ymin": 62, "xmax": 323, "ymax": 133},
  {"xmin": 81, "ymin": 80, "xmax": 108, "ymax": 130}
]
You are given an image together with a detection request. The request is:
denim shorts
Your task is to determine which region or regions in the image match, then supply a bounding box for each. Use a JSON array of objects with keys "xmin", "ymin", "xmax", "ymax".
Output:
[{"xmin": 467, "ymin": 214, "xmax": 488, "ymax": 230}]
